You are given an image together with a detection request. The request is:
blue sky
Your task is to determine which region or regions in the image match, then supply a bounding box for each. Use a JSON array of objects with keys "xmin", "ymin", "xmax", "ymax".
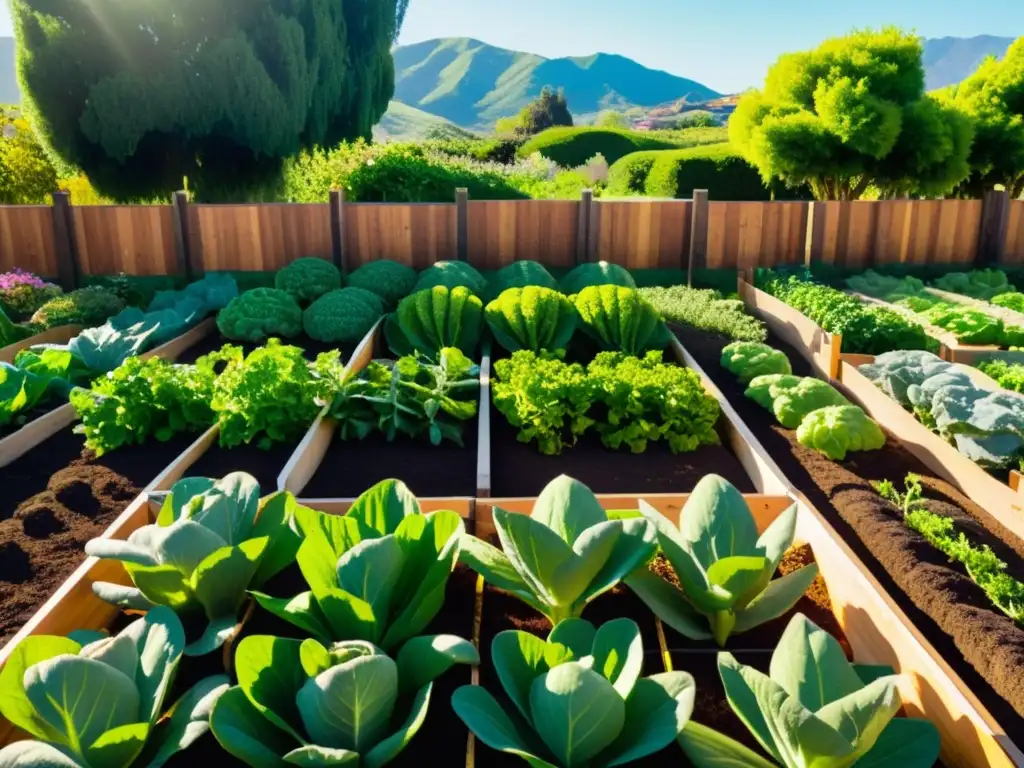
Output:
[{"xmin": 3, "ymin": 1, "xmax": 1021, "ymax": 92}]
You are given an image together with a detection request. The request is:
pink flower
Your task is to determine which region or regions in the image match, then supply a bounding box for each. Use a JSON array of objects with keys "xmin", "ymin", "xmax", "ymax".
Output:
[{"xmin": 0, "ymin": 269, "xmax": 49, "ymax": 291}]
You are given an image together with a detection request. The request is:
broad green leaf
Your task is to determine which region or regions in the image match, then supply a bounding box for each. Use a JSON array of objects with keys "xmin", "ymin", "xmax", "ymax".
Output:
[
  {"xmin": 318, "ymin": 588, "xmax": 379, "ymax": 643},
  {"xmin": 85, "ymin": 536, "xmax": 160, "ymax": 567},
  {"xmin": 125, "ymin": 563, "xmax": 193, "ymax": 610},
  {"xmin": 293, "ymin": 506, "xmax": 370, "ymax": 560},
  {"xmin": 299, "ymin": 639, "xmax": 333, "ymax": 678},
  {"xmin": 335, "ymin": 536, "xmax": 404, "ymax": 621},
  {"xmin": 637, "ymin": 502, "xmax": 712, "ymax": 608},
  {"xmin": 626, "ymin": 568, "xmax": 713, "ymax": 640},
  {"xmin": 815, "ymin": 677, "xmax": 902, "ymax": 762},
  {"xmin": 0, "ymin": 741, "xmax": 81, "ymax": 767},
  {"xmin": 676, "ymin": 721, "xmax": 777, "ymax": 768},
  {"xmin": 153, "ymin": 520, "xmax": 229, "ymax": 575},
  {"xmin": 250, "ymin": 591, "xmax": 334, "ymax": 645},
  {"xmin": 395, "ymin": 635, "xmax": 478, "ymax": 695},
  {"xmin": 756, "ymin": 504, "xmax": 799, "ymax": 572},
  {"xmin": 192, "ymin": 537, "xmax": 269, "ymax": 621},
  {"xmin": 717, "ymin": 653, "xmax": 789, "ymax": 764},
  {"xmin": 159, "ymin": 478, "xmax": 215, "ymax": 526},
  {"xmin": 492, "ymin": 631, "xmax": 553, "ymax": 723},
  {"xmin": 126, "ymin": 606, "xmax": 186, "ymax": 726},
  {"xmin": 363, "ymin": 683, "xmax": 432, "ymax": 768},
  {"xmin": 0, "ymin": 636, "xmax": 81, "ymax": 741},
  {"xmin": 381, "ymin": 553, "xmax": 455, "ymax": 651},
  {"xmin": 297, "ymin": 527, "xmax": 342, "ymax": 599},
  {"xmin": 296, "ymin": 654, "xmax": 398, "ymax": 753},
  {"xmin": 769, "ymin": 614, "xmax": 865, "ymax": 710},
  {"xmin": 91, "ymin": 583, "xmax": 157, "ymax": 612},
  {"xmin": 188, "ymin": 472, "xmax": 261, "ymax": 545},
  {"xmin": 185, "ymin": 616, "xmax": 242, "ymax": 657},
  {"xmin": 458, "ymin": 535, "xmax": 543, "ymax": 611},
  {"xmin": 451, "ymin": 686, "xmax": 548, "ymax": 765},
  {"xmin": 579, "ymin": 517, "xmax": 658, "ymax": 607},
  {"xmin": 546, "ymin": 619, "xmax": 596, "ymax": 661},
  {"xmin": 283, "ymin": 745, "xmax": 359, "ymax": 766},
  {"xmin": 855, "ymin": 717, "xmax": 942, "ymax": 768},
  {"xmin": 347, "ymin": 479, "xmax": 421, "ymax": 537},
  {"xmin": 235, "ymin": 636, "xmax": 307, "ymax": 743},
  {"xmin": 529, "ymin": 663, "xmax": 624, "ymax": 767},
  {"xmin": 531, "ymin": 474, "xmax": 607, "ymax": 546},
  {"xmin": 682, "ymin": 475, "xmax": 760, "ymax": 566},
  {"xmin": 605, "ymin": 672, "xmax": 696, "ymax": 766},
  {"xmin": 733, "ymin": 566, "xmax": 820, "ymax": 635},
  {"xmin": 494, "ymin": 509, "xmax": 574, "ymax": 609},
  {"xmin": 79, "ymin": 633, "xmax": 138, "ymax": 682},
  {"xmin": 25, "ymin": 656, "xmax": 139, "ymax": 756},
  {"xmin": 67, "ymin": 630, "xmax": 107, "ymax": 646},
  {"xmin": 251, "ymin": 493, "xmax": 304, "ymax": 587},
  {"xmin": 145, "ymin": 675, "xmax": 230, "ymax": 768},
  {"xmin": 85, "ymin": 721, "xmax": 150, "ymax": 768},
  {"xmin": 590, "ymin": 618, "xmax": 643, "ymax": 700},
  {"xmin": 210, "ymin": 686, "xmax": 294, "ymax": 768},
  {"xmin": 706, "ymin": 556, "xmax": 769, "ymax": 598},
  {"xmin": 549, "ymin": 520, "xmax": 622, "ymax": 608}
]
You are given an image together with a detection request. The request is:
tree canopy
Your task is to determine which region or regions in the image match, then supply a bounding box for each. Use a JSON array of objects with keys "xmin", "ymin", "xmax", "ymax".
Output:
[
  {"xmin": 11, "ymin": 0, "xmax": 409, "ymax": 201},
  {"xmin": 729, "ymin": 28, "xmax": 974, "ymax": 200},
  {"xmin": 496, "ymin": 86, "xmax": 574, "ymax": 136}
]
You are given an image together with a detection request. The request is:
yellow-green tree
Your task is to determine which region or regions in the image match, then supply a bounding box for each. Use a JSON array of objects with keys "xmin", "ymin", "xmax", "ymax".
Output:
[{"xmin": 0, "ymin": 112, "xmax": 56, "ymax": 204}]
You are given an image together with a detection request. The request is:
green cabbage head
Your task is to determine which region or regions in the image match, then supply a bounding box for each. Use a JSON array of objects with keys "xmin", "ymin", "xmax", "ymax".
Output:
[
  {"xmin": 217, "ymin": 288, "xmax": 302, "ymax": 343},
  {"xmin": 721, "ymin": 341, "xmax": 792, "ymax": 384},
  {"xmin": 413, "ymin": 260, "xmax": 488, "ymax": 295},
  {"xmin": 560, "ymin": 261, "xmax": 636, "ymax": 295},
  {"xmin": 303, "ymin": 287, "xmax": 384, "ymax": 343},
  {"xmin": 770, "ymin": 378, "xmax": 850, "ymax": 429},
  {"xmin": 211, "ymin": 635, "xmax": 477, "ymax": 767},
  {"xmin": 487, "ymin": 260, "xmax": 558, "ymax": 300},
  {"xmin": 486, "ymin": 285, "xmax": 577, "ymax": 353},
  {"xmin": 796, "ymin": 405, "xmax": 886, "ymax": 460},
  {"xmin": 386, "ymin": 285, "xmax": 483, "ymax": 358},
  {"xmin": 744, "ymin": 374, "xmax": 802, "ymax": 409},
  {"xmin": 573, "ymin": 285, "xmax": 672, "ymax": 354},
  {"xmin": 453, "ymin": 618, "xmax": 696, "ymax": 767},
  {"xmin": 275, "ymin": 257, "xmax": 342, "ymax": 304}
]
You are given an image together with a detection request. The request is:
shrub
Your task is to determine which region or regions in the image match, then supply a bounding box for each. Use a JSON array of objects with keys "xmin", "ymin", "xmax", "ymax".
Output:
[
  {"xmin": 216, "ymin": 288, "xmax": 302, "ymax": 342},
  {"xmin": 345, "ymin": 259, "xmax": 418, "ymax": 308},
  {"xmin": 605, "ymin": 150, "xmax": 662, "ymax": 195},
  {"xmin": 30, "ymin": 286, "xmax": 125, "ymax": 328},
  {"xmin": 560, "ymin": 261, "xmax": 636, "ymax": 294},
  {"xmin": 303, "ymin": 287, "xmax": 384, "ymax": 344},
  {"xmin": 486, "ymin": 260, "xmax": 558, "ymax": 300},
  {"xmin": 518, "ymin": 127, "xmax": 680, "ymax": 167},
  {"xmin": 274, "ymin": 256, "xmax": 341, "ymax": 304},
  {"xmin": 414, "ymin": 260, "xmax": 488, "ymax": 295},
  {"xmin": 640, "ymin": 285, "xmax": 767, "ymax": 342},
  {"xmin": 0, "ymin": 269, "xmax": 62, "ymax": 319}
]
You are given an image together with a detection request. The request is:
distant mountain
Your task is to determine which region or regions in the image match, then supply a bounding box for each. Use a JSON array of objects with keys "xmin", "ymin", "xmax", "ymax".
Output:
[
  {"xmin": 923, "ymin": 35, "xmax": 1014, "ymax": 90},
  {"xmin": 373, "ymin": 101, "xmax": 466, "ymax": 141},
  {"xmin": 1, "ymin": 38, "xmax": 17, "ymax": 105},
  {"xmin": 392, "ymin": 38, "xmax": 720, "ymax": 129}
]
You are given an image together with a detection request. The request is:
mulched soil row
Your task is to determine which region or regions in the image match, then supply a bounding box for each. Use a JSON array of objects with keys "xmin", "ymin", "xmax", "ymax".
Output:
[{"xmin": 673, "ymin": 322, "xmax": 1024, "ymax": 733}]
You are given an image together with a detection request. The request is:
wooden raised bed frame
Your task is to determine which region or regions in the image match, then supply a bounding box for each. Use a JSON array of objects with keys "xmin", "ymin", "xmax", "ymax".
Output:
[
  {"xmin": 0, "ymin": 324, "xmax": 84, "ymax": 363},
  {"xmin": 0, "ymin": 318, "xmax": 217, "ymax": 468}
]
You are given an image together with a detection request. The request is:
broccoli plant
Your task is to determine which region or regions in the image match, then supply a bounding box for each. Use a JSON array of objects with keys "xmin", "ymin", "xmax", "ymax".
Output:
[
  {"xmin": 216, "ymin": 288, "xmax": 303, "ymax": 343},
  {"xmin": 275, "ymin": 257, "xmax": 342, "ymax": 304},
  {"xmin": 346, "ymin": 260, "xmax": 418, "ymax": 308},
  {"xmin": 303, "ymin": 287, "xmax": 384, "ymax": 343}
]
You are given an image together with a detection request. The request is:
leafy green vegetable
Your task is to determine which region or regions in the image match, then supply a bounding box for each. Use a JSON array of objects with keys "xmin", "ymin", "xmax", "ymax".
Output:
[
  {"xmin": 922, "ymin": 303, "xmax": 1006, "ymax": 345},
  {"xmin": 573, "ymin": 285, "xmax": 672, "ymax": 354},
  {"xmin": 677, "ymin": 613, "xmax": 940, "ymax": 768},
  {"xmin": 345, "ymin": 260, "xmax": 418, "ymax": 309},
  {"xmin": 796, "ymin": 405, "xmax": 886, "ymax": 460},
  {"xmin": 0, "ymin": 607, "xmax": 229, "ymax": 768},
  {"xmin": 640, "ymin": 285, "xmax": 767, "ymax": 343},
  {"xmin": 86, "ymin": 473, "xmax": 301, "ymax": 655},
  {"xmin": 413, "ymin": 260, "xmax": 488, "ymax": 295},
  {"xmin": 303, "ymin": 287, "xmax": 384, "ymax": 344},
  {"xmin": 769, "ymin": 378, "xmax": 850, "ymax": 429},
  {"xmin": 0, "ymin": 363, "xmax": 54, "ymax": 426},
  {"xmin": 67, "ymin": 317, "xmax": 163, "ymax": 372},
  {"xmin": 628, "ymin": 475, "xmax": 815, "ymax": 646},
  {"xmin": 720, "ymin": 341, "xmax": 791, "ymax": 384},
  {"xmin": 274, "ymin": 257, "xmax": 342, "ymax": 304},
  {"xmin": 453, "ymin": 617, "xmax": 695, "ymax": 767},
  {"xmin": 252, "ymin": 479, "xmax": 465, "ymax": 650},
  {"xmin": 485, "ymin": 285, "xmax": 577, "ymax": 354},
  {"xmin": 845, "ymin": 270, "xmax": 926, "ymax": 301},
  {"xmin": 560, "ymin": 261, "xmax": 636, "ymax": 295},
  {"xmin": 744, "ymin": 374, "xmax": 801, "ymax": 410},
  {"xmin": 487, "ymin": 260, "xmax": 558, "ymax": 300},
  {"xmin": 992, "ymin": 292, "xmax": 1024, "ymax": 313},
  {"xmin": 978, "ymin": 359, "xmax": 1024, "ymax": 393},
  {"xmin": 0, "ymin": 305, "xmax": 35, "ymax": 347},
  {"xmin": 210, "ymin": 634, "xmax": 477, "ymax": 766},
  {"xmin": 933, "ymin": 269, "xmax": 1013, "ymax": 301},
  {"xmin": 329, "ymin": 348, "xmax": 479, "ymax": 446},
  {"xmin": 217, "ymin": 288, "xmax": 303, "ymax": 343},
  {"xmin": 459, "ymin": 474, "xmax": 658, "ymax": 623},
  {"xmin": 149, "ymin": 273, "xmax": 239, "ymax": 315},
  {"xmin": 386, "ymin": 285, "xmax": 483, "ymax": 358}
]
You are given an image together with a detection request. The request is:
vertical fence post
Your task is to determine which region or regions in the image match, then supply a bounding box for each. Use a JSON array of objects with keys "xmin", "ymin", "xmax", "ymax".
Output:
[
  {"xmin": 455, "ymin": 188, "xmax": 469, "ymax": 262},
  {"xmin": 805, "ymin": 201, "xmax": 825, "ymax": 268},
  {"xmin": 171, "ymin": 191, "xmax": 194, "ymax": 282},
  {"xmin": 977, "ymin": 189, "xmax": 1010, "ymax": 267},
  {"xmin": 687, "ymin": 189, "xmax": 709, "ymax": 286},
  {"xmin": 49, "ymin": 191, "xmax": 78, "ymax": 290},
  {"xmin": 585, "ymin": 193, "xmax": 600, "ymax": 263},
  {"xmin": 329, "ymin": 188, "xmax": 347, "ymax": 275},
  {"xmin": 575, "ymin": 189, "xmax": 593, "ymax": 265}
]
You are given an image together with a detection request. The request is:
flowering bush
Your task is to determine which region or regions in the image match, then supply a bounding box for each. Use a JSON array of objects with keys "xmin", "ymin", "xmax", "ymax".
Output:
[{"xmin": 0, "ymin": 269, "xmax": 62, "ymax": 319}]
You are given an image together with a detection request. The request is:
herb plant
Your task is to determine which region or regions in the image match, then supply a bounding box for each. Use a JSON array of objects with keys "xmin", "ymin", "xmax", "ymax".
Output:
[
  {"xmin": 453, "ymin": 618, "xmax": 696, "ymax": 766},
  {"xmin": 720, "ymin": 341, "xmax": 791, "ymax": 384},
  {"xmin": 459, "ymin": 474, "xmax": 658, "ymax": 623},
  {"xmin": 252, "ymin": 479, "xmax": 465, "ymax": 650},
  {"xmin": 932, "ymin": 269, "xmax": 1013, "ymax": 301},
  {"xmin": 0, "ymin": 268, "xmax": 62, "ymax": 320},
  {"xmin": 573, "ymin": 285, "xmax": 673, "ymax": 354},
  {"xmin": 211, "ymin": 634, "xmax": 477, "ymax": 767},
  {"xmin": 274, "ymin": 257, "xmax": 342, "ymax": 304},
  {"xmin": 628, "ymin": 475, "xmax": 816, "ymax": 646},
  {"xmin": 85, "ymin": 472, "xmax": 301, "ymax": 655},
  {"xmin": 992, "ymin": 292, "xmax": 1024, "ymax": 313},
  {"xmin": 485, "ymin": 285, "xmax": 577, "ymax": 354},
  {"xmin": 0, "ymin": 607, "xmax": 229, "ymax": 768},
  {"xmin": 386, "ymin": 285, "xmax": 483, "ymax": 358},
  {"xmin": 640, "ymin": 285, "xmax": 768, "ymax": 343},
  {"xmin": 677, "ymin": 613, "xmax": 941, "ymax": 768}
]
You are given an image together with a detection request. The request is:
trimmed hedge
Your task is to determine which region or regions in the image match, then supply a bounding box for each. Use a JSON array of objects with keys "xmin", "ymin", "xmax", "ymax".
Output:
[{"xmin": 518, "ymin": 127, "xmax": 681, "ymax": 167}]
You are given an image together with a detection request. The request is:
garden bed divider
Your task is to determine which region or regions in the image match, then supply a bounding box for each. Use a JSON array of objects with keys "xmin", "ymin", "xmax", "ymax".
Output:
[
  {"xmin": 476, "ymin": 355, "xmax": 491, "ymax": 498},
  {"xmin": 678, "ymin": 336, "xmax": 1024, "ymax": 767},
  {"xmin": 0, "ymin": 324, "xmax": 83, "ymax": 363},
  {"xmin": 0, "ymin": 317, "xmax": 217, "ymax": 468},
  {"xmin": 738, "ymin": 276, "xmax": 842, "ymax": 380}
]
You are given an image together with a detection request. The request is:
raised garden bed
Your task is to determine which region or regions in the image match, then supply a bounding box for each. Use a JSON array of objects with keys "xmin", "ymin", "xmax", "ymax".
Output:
[
  {"xmin": 674, "ymin": 322, "xmax": 1024, "ymax": 767},
  {"xmin": 0, "ymin": 323, "xmax": 83, "ymax": 363}
]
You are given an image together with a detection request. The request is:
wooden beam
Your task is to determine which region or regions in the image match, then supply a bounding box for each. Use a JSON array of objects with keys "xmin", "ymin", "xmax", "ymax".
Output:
[
  {"xmin": 49, "ymin": 191, "xmax": 78, "ymax": 290},
  {"xmin": 455, "ymin": 188, "xmax": 469, "ymax": 262},
  {"xmin": 329, "ymin": 188, "xmax": 346, "ymax": 275},
  {"xmin": 977, "ymin": 189, "xmax": 1010, "ymax": 267},
  {"xmin": 805, "ymin": 200, "xmax": 825, "ymax": 268},
  {"xmin": 171, "ymin": 190, "xmax": 193, "ymax": 282},
  {"xmin": 687, "ymin": 189, "xmax": 709, "ymax": 285},
  {"xmin": 575, "ymin": 189, "xmax": 593, "ymax": 265}
]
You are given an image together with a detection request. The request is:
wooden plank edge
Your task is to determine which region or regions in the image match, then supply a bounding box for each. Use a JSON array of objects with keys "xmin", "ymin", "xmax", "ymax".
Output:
[
  {"xmin": 476, "ymin": 355, "xmax": 491, "ymax": 499},
  {"xmin": 0, "ymin": 324, "xmax": 83, "ymax": 363}
]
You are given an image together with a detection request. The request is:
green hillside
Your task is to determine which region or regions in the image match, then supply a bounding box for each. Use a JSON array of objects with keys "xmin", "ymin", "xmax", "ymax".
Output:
[
  {"xmin": 373, "ymin": 101, "xmax": 468, "ymax": 141},
  {"xmin": 922, "ymin": 35, "xmax": 1013, "ymax": 90},
  {"xmin": 392, "ymin": 38, "xmax": 721, "ymax": 129}
]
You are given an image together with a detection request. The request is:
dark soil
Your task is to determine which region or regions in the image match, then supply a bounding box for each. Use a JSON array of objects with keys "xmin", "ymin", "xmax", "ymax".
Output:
[
  {"xmin": 183, "ymin": 438, "xmax": 303, "ymax": 495},
  {"xmin": 301, "ymin": 423, "xmax": 479, "ymax": 499},
  {"xmin": 0, "ymin": 427, "xmax": 198, "ymax": 643},
  {"xmin": 673, "ymin": 322, "xmax": 1024, "ymax": 733},
  {"xmin": 175, "ymin": 331, "xmax": 357, "ymax": 365}
]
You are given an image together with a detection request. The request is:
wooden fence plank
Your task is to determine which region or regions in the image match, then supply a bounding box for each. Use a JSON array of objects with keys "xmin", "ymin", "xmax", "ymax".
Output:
[
  {"xmin": 1003, "ymin": 200, "xmax": 1024, "ymax": 265},
  {"xmin": 705, "ymin": 201, "xmax": 806, "ymax": 270},
  {"xmin": 344, "ymin": 203, "xmax": 455, "ymax": 268},
  {"xmin": 595, "ymin": 200, "xmax": 690, "ymax": 269},
  {"xmin": 0, "ymin": 206, "xmax": 59, "ymax": 278},
  {"xmin": 73, "ymin": 205, "xmax": 176, "ymax": 276},
  {"xmin": 467, "ymin": 200, "xmax": 578, "ymax": 269}
]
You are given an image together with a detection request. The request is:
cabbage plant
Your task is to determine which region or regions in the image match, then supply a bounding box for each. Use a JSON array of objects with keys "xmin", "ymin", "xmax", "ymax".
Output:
[
  {"xmin": 627, "ymin": 475, "xmax": 817, "ymax": 647},
  {"xmin": 85, "ymin": 472, "xmax": 301, "ymax": 655},
  {"xmin": 677, "ymin": 613, "xmax": 941, "ymax": 768},
  {"xmin": 0, "ymin": 607, "xmax": 229, "ymax": 768},
  {"xmin": 453, "ymin": 617, "xmax": 695, "ymax": 766},
  {"xmin": 459, "ymin": 474, "xmax": 657, "ymax": 624},
  {"xmin": 210, "ymin": 634, "xmax": 477, "ymax": 767},
  {"xmin": 251, "ymin": 479, "xmax": 465, "ymax": 651}
]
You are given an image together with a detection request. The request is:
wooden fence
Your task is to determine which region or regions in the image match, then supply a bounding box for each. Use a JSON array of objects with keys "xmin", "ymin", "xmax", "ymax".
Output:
[{"xmin": 0, "ymin": 189, "xmax": 1021, "ymax": 286}]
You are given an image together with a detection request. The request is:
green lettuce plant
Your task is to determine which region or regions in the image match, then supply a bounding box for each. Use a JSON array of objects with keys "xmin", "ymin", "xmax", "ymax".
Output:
[
  {"xmin": 628, "ymin": 475, "xmax": 816, "ymax": 647},
  {"xmin": 250, "ymin": 479, "xmax": 465, "ymax": 651},
  {"xmin": 796, "ymin": 405, "xmax": 886, "ymax": 461},
  {"xmin": 744, "ymin": 374, "xmax": 801, "ymax": 409},
  {"xmin": 754, "ymin": 377, "xmax": 850, "ymax": 429},
  {"xmin": 210, "ymin": 634, "xmax": 477, "ymax": 767},
  {"xmin": 0, "ymin": 606, "xmax": 229, "ymax": 768},
  {"xmin": 453, "ymin": 618, "xmax": 695, "ymax": 767},
  {"xmin": 459, "ymin": 475, "xmax": 658, "ymax": 623},
  {"xmin": 573, "ymin": 285, "xmax": 672, "ymax": 354},
  {"xmin": 85, "ymin": 472, "xmax": 301, "ymax": 655},
  {"xmin": 677, "ymin": 613, "xmax": 941, "ymax": 768},
  {"xmin": 721, "ymin": 341, "xmax": 792, "ymax": 384},
  {"xmin": 386, "ymin": 285, "xmax": 483, "ymax": 358},
  {"xmin": 485, "ymin": 285, "xmax": 577, "ymax": 353}
]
